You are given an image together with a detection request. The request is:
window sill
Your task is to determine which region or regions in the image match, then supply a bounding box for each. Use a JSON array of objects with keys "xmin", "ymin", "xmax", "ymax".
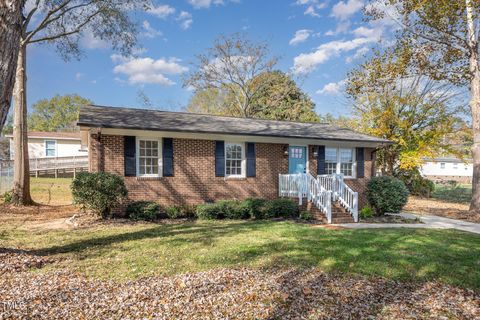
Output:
[
  {"xmin": 224, "ymin": 176, "xmax": 247, "ymax": 181},
  {"xmin": 136, "ymin": 176, "xmax": 162, "ymax": 181}
]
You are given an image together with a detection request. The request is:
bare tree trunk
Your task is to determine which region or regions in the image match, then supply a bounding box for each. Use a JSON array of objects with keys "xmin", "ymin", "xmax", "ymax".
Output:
[
  {"xmin": 0, "ymin": 0, "xmax": 25, "ymax": 132},
  {"xmin": 12, "ymin": 43, "xmax": 32, "ymax": 205},
  {"xmin": 466, "ymin": 0, "xmax": 480, "ymax": 211}
]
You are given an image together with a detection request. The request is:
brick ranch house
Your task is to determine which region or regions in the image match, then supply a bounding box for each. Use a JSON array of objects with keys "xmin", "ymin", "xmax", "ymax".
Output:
[{"xmin": 78, "ymin": 105, "xmax": 391, "ymax": 223}]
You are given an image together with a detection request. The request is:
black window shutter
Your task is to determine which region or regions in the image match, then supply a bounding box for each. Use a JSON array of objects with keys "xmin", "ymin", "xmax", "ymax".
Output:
[
  {"xmin": 215, "ymin": 141, "xmax": 225, "ymax": 177},
  {"xmin": 246, "ymin": 142, "xmax": 256, "ymax": 177},
  {"xmin": 317, "ymin": 145, "xmax": 325, "ymax": 175},
  {"xmin": 163, "ymin": 138, "xmax": 174, "ymax": 177},
  {"xmin": 124, "ymin": 136, "xmax": 136, "ymax": 177},
  {"xmin": 356, "ymin": 147, "xmax": 365, "ymax": 178}
]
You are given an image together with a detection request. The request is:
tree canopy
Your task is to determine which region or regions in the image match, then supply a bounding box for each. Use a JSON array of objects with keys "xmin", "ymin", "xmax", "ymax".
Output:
[
  {"xmin": 345, "ymin": 49, "xmax": 467, "ymax": 174},
  {"xmin": 28, "ymin": 94, "xmax": 91, "ymax": 132},
  {"xmin": 186, "ymin": 70, "xmax": 320, "ymax": 122},
  {"xmin": 184, "ymin": 33, "xmax": 279, "ymax": 118}
]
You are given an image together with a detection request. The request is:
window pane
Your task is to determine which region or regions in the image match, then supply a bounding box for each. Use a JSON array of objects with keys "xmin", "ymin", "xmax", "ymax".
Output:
[
  {"xmin": 225, "ymin": 143, "xmax": 243, "ymax": 176},
  {"xmin": 326, "ymin": 148, "xmax": 337, "ymax": 162},
  {"xmin": 138, "ymin": 139, "xmax": 159, "ymax": 176},
  {"xmin": 340, "ymin": 149, "xmax": 353, "ymax": 162}
]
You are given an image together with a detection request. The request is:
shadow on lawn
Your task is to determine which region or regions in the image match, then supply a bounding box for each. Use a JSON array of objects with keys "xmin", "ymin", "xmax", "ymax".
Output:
[{"xmin": 18, "ymin": 220, "xmax": 480, "ymax": 289}]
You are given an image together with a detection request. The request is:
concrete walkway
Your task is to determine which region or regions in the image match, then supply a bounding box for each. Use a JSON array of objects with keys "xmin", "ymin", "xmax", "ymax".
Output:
[{"xmin": 335, "ymin": 213, "xmax": 480, "ymax": 235}]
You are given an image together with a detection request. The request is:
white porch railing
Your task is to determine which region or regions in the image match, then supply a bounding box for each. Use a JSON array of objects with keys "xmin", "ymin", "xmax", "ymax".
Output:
[
  {"xmin": 279, "ymin": 173, "xmax": 332, "ymax": 223},
  {"xmin": 318, "ymin": 174, "xmax": 358, "ymax": 222},
  {"xmin": 306, "ymin": 173, "xmax": 332, "ymax": 223}
]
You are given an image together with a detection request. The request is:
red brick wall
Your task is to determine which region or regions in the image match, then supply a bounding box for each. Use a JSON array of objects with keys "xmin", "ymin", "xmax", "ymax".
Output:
[
  {"xmin": 90, "ymin": 134, "xmax": 289, "ymax": 206},
  {"xmin": 89, "ymin": 134, "xmax": 375, "ymax": 209}
]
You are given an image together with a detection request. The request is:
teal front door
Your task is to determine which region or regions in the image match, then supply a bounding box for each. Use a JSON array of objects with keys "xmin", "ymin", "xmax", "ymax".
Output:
[{"xmin": 288, "ymin": 146, "xmax": 307, "ymax": 174}]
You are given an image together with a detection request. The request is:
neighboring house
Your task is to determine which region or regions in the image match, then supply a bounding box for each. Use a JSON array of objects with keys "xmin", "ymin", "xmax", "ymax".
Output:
[
  {"xmin": 420, "ymin": 157, "xmax": 473, "ymax": 184},
  {"xmin": 78, "ymin": 105, "xmax": 391, "ymax": 222},
  {"xmin": 7, "ymin": 131, "xmax": 87, "ymax": 159}
]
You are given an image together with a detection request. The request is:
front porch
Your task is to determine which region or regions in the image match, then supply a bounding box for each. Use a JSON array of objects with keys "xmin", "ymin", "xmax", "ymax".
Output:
[{"xmin": 279, "ymin": 173, "xmax": 359, "ymax": 224}]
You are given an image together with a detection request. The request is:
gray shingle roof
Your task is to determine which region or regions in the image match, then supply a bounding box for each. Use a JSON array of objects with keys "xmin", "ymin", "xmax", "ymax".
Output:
[{"xmin": 78, "ymin": 105, "xmax": 391, "ymax": 144}]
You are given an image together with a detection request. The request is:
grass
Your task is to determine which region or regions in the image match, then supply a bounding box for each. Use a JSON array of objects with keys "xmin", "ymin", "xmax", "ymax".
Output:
[
  {"xmin": 30, "ymin": 177, "xmax": 73, "ymax": 205},
  {"xmin": 432, "ymin": 183, "xmax": 472, "ymax": 204},
  {"xmin": 1, "ymin": 220, "xmax": 479, "ymax": 289}
]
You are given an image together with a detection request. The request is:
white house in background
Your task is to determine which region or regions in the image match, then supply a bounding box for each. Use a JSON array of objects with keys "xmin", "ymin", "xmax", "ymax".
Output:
[
  {"xmin": 420, "ymin": 157, "xmax": 473, "ymax": 184},
  {"xmin": 7, "ymin": 131, "xmax": 87, "ymax": 159}
]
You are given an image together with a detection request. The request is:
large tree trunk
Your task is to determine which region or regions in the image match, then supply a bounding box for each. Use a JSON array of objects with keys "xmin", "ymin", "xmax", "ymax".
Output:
[
  {"xmin": 0, "ymin": 0, "xmax": 25, "ymax": 133},
  {"xmin": 466, "ymin": 0, "xmax": 480, "ymax": 211},
  {"xmin": 12, "ymin": 43, "xmax": 32, "ymax": 205},
  {"xmin": 469, "ymin": 61, "xmax": 480, "ymax": 211}
]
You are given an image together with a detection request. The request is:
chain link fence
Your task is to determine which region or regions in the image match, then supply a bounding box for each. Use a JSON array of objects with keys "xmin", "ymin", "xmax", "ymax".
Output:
[{"xmin": 0, "ymin": 160, "xmax": 13, "ymax": 194}]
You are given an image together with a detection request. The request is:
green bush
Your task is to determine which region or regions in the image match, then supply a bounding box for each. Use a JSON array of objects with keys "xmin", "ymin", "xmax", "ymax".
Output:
[
  {"xmin": 71, "ymin": 172, "xmax": 128, "ymax": 218},
  {"xmin": 196, "ymin": 198, "xmax": 299, "ymax": 220},
  {"xmin": 262, "ymin": 198, "xmax": 299, "ymax": 218},
  {"xmin": 165, "ymin": 205, "xmax": 197, "ymax": 219},
  {"xmin": 2, "ymin": 190, "xmax": 12, "ymax": 203},
  {"xmin": 299, "ymin": 211, "xmax": 313, "ymax": 220},
  {"xmin": 196, "ymin": 203, "xmax": 224, "ymax": 220},
  {"xmin": 218, "ymin": 200, "xmax": 251, "ymax": 219},
  {"xmin": 126, "ymin": 201, "xmax": 160, "ymax": 221},
  {"xmin": 359, "ymin": 206, "xmax": 374, "ymax": 219},
  {"xmin": 244, "ymin": 198, "xmax": 268, "ymax": 219},
  {"xmin": 366, "ymin": 176, "xmax": 409, "ymax": 215},
  {"xmin": 397, "ymin": 169, "xmax": 434, "ymax": 197}
]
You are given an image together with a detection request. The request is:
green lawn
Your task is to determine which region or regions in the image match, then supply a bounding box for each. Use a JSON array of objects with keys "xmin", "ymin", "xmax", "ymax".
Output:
[
  {"xmin": 1, "ymin": 220, "xmax": 479, "ymax": 289},
  {"xmin": 432, "ymin": 183, "xmax": 472, "ymax": 203},
  {"xmin": 30, "ymin": 177, "xmax": 73, "ymax": 205}
]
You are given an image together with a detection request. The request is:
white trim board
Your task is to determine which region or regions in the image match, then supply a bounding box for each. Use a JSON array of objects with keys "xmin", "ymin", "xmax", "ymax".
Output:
[{"xmin": 82, "ymin": 127, "xmax": 383, "ymax": 148}]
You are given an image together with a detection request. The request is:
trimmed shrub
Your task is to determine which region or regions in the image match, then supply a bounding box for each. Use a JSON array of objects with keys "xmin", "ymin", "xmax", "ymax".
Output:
[
  {"xmin": 299, "ymin": 211, "xmax": 313, "ymax": 220},
  {"xmin": 165, "ymin": 205, "xmax": 197, "ymax": 219},
  {"xmin": 366, "ymin": 176, "xmax": 409, "ymax": 215},
  {"xmin": 127, "ymin": 201, "xmax": 160, "ymax": 221},
  {"xmin": 359, "ymin": 206, "xmax": 374, "ymax": 219},
  {"xmin": 71, "ymin": 172, "xmax": 128, "ymax": 218},
  {"xmin": 218, "ymin": 200, "xmax": 251, "ymax": 219},
  {"xmin": 196, "ymin": 203, "xmax": 224, "ymax": 220},
  {"xmin": 244, "ymin": 198, "xmax": 268, "ymax": 219},
  {"xmin": 263, "ymin": 198, "xmax": 299, "ymax": 218},
  {"xmin": 397, "ymin": 169, "xmax": 434, "ymax": 197}
]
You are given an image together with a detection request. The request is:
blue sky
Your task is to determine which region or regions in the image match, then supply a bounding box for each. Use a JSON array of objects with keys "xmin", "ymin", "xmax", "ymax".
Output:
[{"xmin": 25, "ymin": 0, "xmax": 394, "ymax": 117}]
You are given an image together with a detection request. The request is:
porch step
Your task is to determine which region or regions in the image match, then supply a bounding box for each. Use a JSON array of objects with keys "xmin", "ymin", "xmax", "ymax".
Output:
[{"xmin": 305, "ymin": 200, "xmax": 355, "ymax": 224}]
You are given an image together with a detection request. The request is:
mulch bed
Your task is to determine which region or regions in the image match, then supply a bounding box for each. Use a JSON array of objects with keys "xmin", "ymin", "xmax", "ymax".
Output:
[
  {"xmin": 360, "ymin": 215, "xmax": 421, "ymax": 224},
  {"xmin": 405, "ymin": 197, "xmax": 480, "ymax": 223},
  {"xmin": 0, "ymin": 250, "xmax": 478, "ymax": 319}
]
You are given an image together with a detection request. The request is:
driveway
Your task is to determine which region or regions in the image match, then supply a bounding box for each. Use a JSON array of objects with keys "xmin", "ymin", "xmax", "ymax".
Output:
[{"xmin": 336, "ymin": 213, "xmax": 480, "ymax": 235}]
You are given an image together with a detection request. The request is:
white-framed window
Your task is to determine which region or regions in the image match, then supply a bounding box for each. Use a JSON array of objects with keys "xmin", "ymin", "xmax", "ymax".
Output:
[
  {"xmin": 225, "ymin": 142, "xmax": 245, "ymax": 177},
  {"xmin": 325, "ymin": 147, "xmax": 356, "ymax": 178},
  {"xmin": 453, "ymin": 162, "xmax": 458, "ymax": 169},
  {"xmin": 325, "ymin": 147, "xmax": 337, "ymax": 175},
  {"xmin": 440, "ymin": 163, "xmax": 446, "ymax": 169},
  {"xmin": 137, "ymin": 138, "xmax": 162, "ymax": 177},
  {"xmin": 339, "ymin": 148, "xmax": 354, "ymax": 177},
  {"xmin": 45, "ymin": 140, "xmax": 56, "ymax": 157}
]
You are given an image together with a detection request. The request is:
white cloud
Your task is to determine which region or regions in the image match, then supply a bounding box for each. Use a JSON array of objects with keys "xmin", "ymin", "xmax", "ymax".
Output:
[
  {"xmin": 142, "ymin": 20, "xmax": 163, "ymax": 38},
  {"xmin": 292, "ymin": 36, "xmax": 378, "ymax": 74},
  {"xmin": 177, "ymin": 11, "xmax": 193, "ymax": 30},
  {"xmin": 148, "ymin": 4, "xmax": 175, "ymax": 19},
  {"xmin": 325, "ymin": 20, "xmax": 351, "ymax": 35},
  {"xmin": 317, "ymin": 80, "xmax": 346, "ymax": 95},
  {"xmin": 331, "ymin": 0, "xmax": 364, "ymax": 21},
  {"xmin": 112, "ymin": 56, "xmax": 188, "ymax": 86},
  {"xmin": 75, "ymin": 73, "xmax": 84, "ymax": 81},
  {"xmin": 188, "ymin": 0, "xmax": 235, "ymax": 9},
  {"xmin": 295, "ymin": 0, "xmax": 327, "ymax": 17},
  {"xmin": 80, "ymin": 31, "xmax": 109, "ymax": 50},
  {"xmin": 289, "ymin": 29, "xmax": 312, "ymax": 46}
]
